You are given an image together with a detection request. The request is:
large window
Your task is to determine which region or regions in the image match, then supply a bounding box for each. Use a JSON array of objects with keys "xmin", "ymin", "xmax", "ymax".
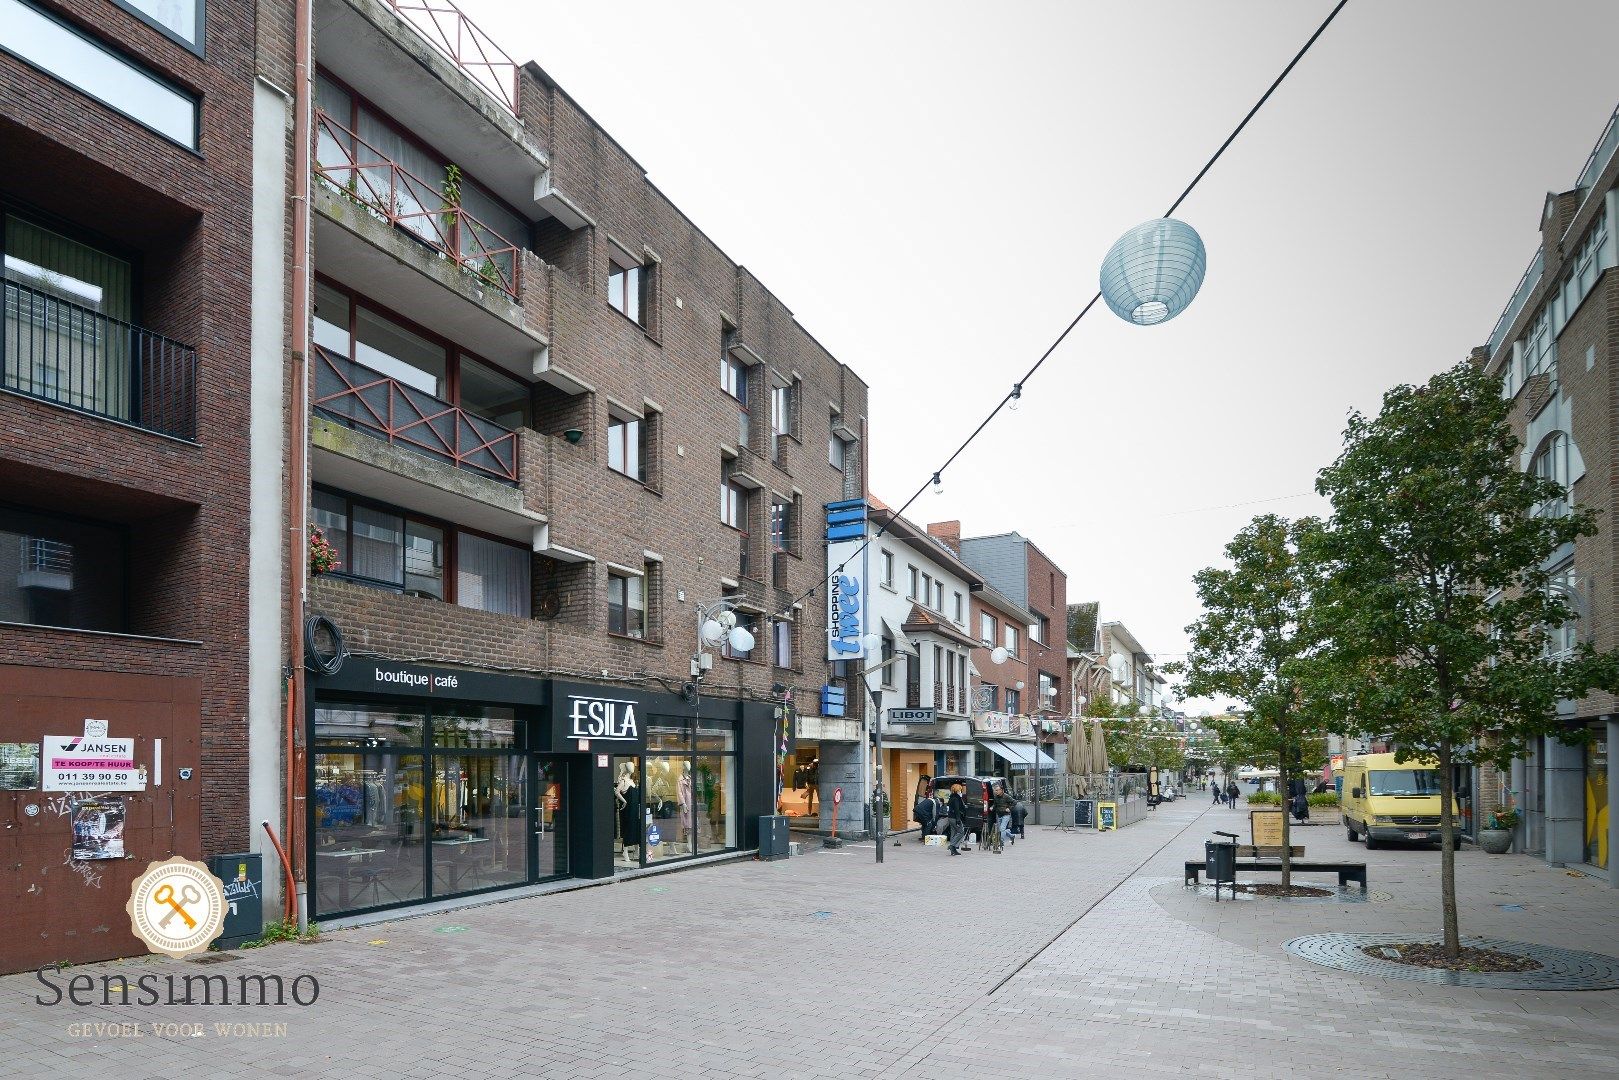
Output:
[
  {"xmin": 614, "ymin": 719, "xmax": 737, "ymax": 870},
  {"xmin": 607, "ymin": 413, "xmax": 645, "ymax": 482},
  {"xmin": 1033, "ymin": 614, "xmax": 1050, "ymax": 645},
  {"xmin": 773, "ymin": 618, "xmax": 793, "ymax": 669},
  {"xmin": 607, "ymin": 571, "xmax": 645, "ymax": 638},
  {"xmin": 1003, "ymin": 624, "xmax": 1020, "ymax": 657},
  {"xmin": 1547, "ymin": 563, "xmax": 1578, "ymax": 661},
  {"xmin": 113, "ymin": 0, "xmax": 202, "ymax": 51},
  {"xmin": 4, "ymin": 214, "xmax": 137, "ymax": 422},
  {"xmin": 313, "ymin": 280, "xmax": 531, "ymax": 429},
  {"xmin": 1531, "ymin": 432, "xmax": 1571, "ymax": 519},
  {"xmin": 979, "ymin": 612, "xmax": 996, "ymax": 646},
  {"xmin": 720, "ymin": 460, "xmax": 746, "ymax": 529},
  {"xmin": 312, "ymin": 701, "xmax": 560, "ymax": 918},
  {"xmin": 313, "ymin": 488, "xmax": 531, "ymax": 617},
  {"xmin": 0, "ymin": 0, "xmax": 199, "ymax": 147},
  {"xmin": 770, "ymin": 499, "xmax": 791, "ymax": 553},
  {"xmin": 0, "ymin": 505, "xmax": 126, "ymax": 632}
]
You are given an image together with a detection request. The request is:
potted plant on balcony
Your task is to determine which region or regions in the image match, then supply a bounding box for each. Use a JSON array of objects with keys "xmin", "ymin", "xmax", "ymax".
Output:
[
  {"xmin": 1478, "ymin": 805, "xmax": 1519, "ymax": 854},
  {"xmin": 309, "ymin": 527, "xmax": 341, "ymax": 578}
]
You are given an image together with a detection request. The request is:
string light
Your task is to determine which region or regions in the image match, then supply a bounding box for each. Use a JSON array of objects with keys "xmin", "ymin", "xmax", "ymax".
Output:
[
  {"xmin": 931, "ymin": 471, "xmax": 943, "ymax": 496},
  {"xmin": 1007, "ymin": 383, "xmax": 1022, "ymax": 412}
]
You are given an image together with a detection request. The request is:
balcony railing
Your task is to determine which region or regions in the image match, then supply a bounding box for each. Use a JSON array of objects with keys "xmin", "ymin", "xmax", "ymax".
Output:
[
  {"xmin": 314, "ymin": 344, "xmax": 519, "ymax": 483},
  {"xmin": 2, "ymin": 278, "xmax": 197, "ymax": 440},
  {"xmin": 1486, "ymin": 250, "xmax": 1542, "ymax": 361},
  {"xmin": 314, "ymin": 110, "xmax": 521, "ymax": 299},
  {"xmin": 385, "ymin": 0, "xmax": 519, "ymax": 114},
  {"xmin": 1575, "ymin": 103, "xmax": 1619, "ymax": 206}
]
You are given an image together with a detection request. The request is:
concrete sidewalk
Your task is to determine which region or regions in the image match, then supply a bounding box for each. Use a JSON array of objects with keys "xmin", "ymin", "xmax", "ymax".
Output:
[{"xmin": 0, "ymin": 798, "xmax": 1613, "ymax": 1078}]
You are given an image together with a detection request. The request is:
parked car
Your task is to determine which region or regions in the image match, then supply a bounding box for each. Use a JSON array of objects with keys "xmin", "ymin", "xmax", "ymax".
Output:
[{"xmin": 917, "ymin": 775, "xmax": 1022, "ymax": 839}]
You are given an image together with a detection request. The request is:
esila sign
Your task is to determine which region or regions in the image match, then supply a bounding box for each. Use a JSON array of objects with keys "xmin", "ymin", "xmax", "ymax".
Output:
[{"xmin": 567, "ymin": 695, "xmax": 639, "ymax": 741}]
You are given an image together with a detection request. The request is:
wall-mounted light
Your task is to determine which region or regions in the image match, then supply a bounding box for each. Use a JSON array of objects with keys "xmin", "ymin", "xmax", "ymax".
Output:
[{"xmin": 563, "ymin": 428, "xmax": 584, "ymax": 444}]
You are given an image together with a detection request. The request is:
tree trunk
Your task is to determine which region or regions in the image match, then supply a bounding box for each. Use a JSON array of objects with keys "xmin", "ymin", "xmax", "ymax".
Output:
[
  {"xmin": 1439, "ymin": 738, "xmax": 1460, "ymax": 959},
  {"xmin": 1279, "ymin": 748, "xmax": 1291, "ymax": 890}
]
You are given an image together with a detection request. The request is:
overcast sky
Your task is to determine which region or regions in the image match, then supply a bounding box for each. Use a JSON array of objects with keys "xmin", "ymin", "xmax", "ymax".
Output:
[{"xmin": 471, "ymin": 0, "xmax": 1619, "ymax": 712}]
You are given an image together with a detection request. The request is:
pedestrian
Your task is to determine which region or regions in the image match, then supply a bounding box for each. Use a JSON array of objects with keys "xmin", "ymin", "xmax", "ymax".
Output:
[
  {"xmin": 913, "ymin": 779, "xmax": 938, "ymax": 837},
  {"xmin": 1226, "ymin": 781, "xmax": 1239, "ymax": 807},
  {"xmin": 992, "ymin": 783, "xmax": 1015, "ymax": 852},
  {"xmin": 1212, "ymin": 782, "xmax": 1221, "ymax": 806},
  {"xmin": 946, "ymin": 782, "xmax": 969, "ymax": 855}
]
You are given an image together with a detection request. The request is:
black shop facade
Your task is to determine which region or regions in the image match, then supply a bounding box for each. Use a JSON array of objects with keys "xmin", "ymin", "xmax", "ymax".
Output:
[{"xmin": 307, "ymin": 660, "xmax": 776, "ymax": 920}]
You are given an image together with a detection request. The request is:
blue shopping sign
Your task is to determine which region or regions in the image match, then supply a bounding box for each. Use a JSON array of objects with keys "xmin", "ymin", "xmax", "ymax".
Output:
[{"xmin": 646, "ymin": 825, "xmax": 661, "ymax": 847}]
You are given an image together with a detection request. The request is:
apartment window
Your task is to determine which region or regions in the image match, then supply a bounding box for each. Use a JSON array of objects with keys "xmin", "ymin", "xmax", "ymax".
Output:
[
  {"xmin": 113, "ymin": 0, "xmax": 202, "ymax": 51},
  {"xmin": 770, "ymin": 382, "xmax": 792, "ymax": 457},
  {"xmin": 770, "ymin": 498, "xmax": 791, "ymax": 553},
  {"xmin": 1546, "ymin": 563, "xmax": 1578, "ymax": 660},
  {"xmin": 312, "ymin": 488, "xmax": 531, "ymax": 616},
  {"xmin": 881, "ymin": 636, "xmax": 895, "ymax": 688},
  {"xmin": 608, "ymin": 260, "xmax": 645, "ymax": 326},
  {"xmin": 773, "ymin": 618, "xmax": 793, "ymax": 669},
  {"xmin": 881, "ymin": 551, "xmax": 895, "ymax": 588},
  {"xmin": 979, "ymin": 612, "xmax": 996, "ymax": 646},
  {"xmin": 1004, "ymin": 624, "xmax": 1020, "ymax": 657},
  {"xmin": 980, "ymin": 683, "xmax": 999, "ymax": 712},
  {"xmin": 932, "ymin": 580, "xmax": 944, "ymax": 611},
  {"xmin": 720, "ymin": 460, "xmax": 746, "ymax": 529},
  {"xmin": 312, "ymin": 279, "xmax": 532, "ymax": 429},
  {"xmin": 943, "ymin": 646, "xmax": 955, "ymax": 710},
  {"xmin": 1530, "ymin": 432, "xmax": 1571, "ymax": 519},
  {"xmin": 723, "ymin": 611, "xmax": 758, "ymax": 661},
  {"xmin": 0, "ymin": 0, "xmax": 199, "ymax": 147},
  {"xmin": 1038, "ymin": 672, "xmax": 1058, "ymax": 709},
  {"xmin": 607, "ymin": 412, "xmax": 645, "ymax": 482},
  {"xmin": 1006, "ymin": 688, "xmax": 1021, "ymax": 715},
  {"xmin": 953, "ymin": 592, "xmax": 964, "ymax": 624},
  {"xmin": 0, "ymin": 505, "xmax": 126, "ymax": 632},
  {"xmin": 830, "ymin": 432, "xmax": 850, "ymax": 470},
  {"xmin": 1033, "ymin": 614, "xmax": 1050, "ymax": 645},
  {"xmin": 607, "ymin": 572, "xmax": 645, "ymax": 638},
  {"xmin": 908, "ymin": 566, "xmax": 919, "ymax": 600}
]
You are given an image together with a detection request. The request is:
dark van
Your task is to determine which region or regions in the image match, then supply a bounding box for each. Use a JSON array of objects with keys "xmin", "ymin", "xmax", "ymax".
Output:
[{"xmin": 918, "ymin": 775, "xmax": 991, "ymax": 838}]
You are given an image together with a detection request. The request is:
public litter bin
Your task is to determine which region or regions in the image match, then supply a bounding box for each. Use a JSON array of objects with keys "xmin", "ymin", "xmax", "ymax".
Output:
[
  {"xmin": 207, "ymin": 853, "xmax": 263, "ymax": 949},
  {"xmin": 1205, "ymin": 831, "xmax": 1238, "ymax": 901}
]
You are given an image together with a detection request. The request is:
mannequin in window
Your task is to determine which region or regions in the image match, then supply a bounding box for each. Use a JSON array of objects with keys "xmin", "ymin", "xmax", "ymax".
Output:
[
  {"xmin": 615, "ymin": 762, "xmax": 639, "ymax": 864},
  {"xmin": 805, "ymin": 758, "xmax": 820, "ymax": 815},
  {"xmin": 677, "ymin": 761, "xmax": 693, "ymax": 851},
  {"xmin": 650, "ymin": 758, "xmax": 676, "ymax": 819}
]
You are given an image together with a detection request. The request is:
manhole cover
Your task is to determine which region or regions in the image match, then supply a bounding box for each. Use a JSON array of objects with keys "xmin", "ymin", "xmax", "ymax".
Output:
[{"xmin": 1285, "ymin": 932, "xmax": 1619, "ymax": 990}]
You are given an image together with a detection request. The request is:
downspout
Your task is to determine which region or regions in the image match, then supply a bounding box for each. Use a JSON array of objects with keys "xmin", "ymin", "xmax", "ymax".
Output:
[{"xmin": 285, "ymin": 0, "xmax": 314, "ymax": 930}]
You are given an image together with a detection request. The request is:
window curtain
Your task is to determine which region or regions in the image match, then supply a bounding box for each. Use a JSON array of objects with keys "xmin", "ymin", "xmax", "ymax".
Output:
[
  {"xmin": 3, "ymin": 215, "xmax": 133, "ymax": 419},
  {"xmin": 355, "ymin": 108, "xmax": 446, "ymax": 246},
  {"xmin": 457, "ymin": 533, "xmax": 530, "ymax": 617}
]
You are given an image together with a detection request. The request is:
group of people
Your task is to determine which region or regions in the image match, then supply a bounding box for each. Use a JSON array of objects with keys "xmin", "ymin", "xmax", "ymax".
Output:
[
  {"xmin": 912, "ymin": 778, "xmax": 1023, "ymax": 856},
  {"xmin": 1210, "ymin": 779, "xmax": 1242, "ymax": 807}
]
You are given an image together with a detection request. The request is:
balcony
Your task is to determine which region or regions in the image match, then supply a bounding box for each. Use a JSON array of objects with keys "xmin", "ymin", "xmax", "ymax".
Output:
[
  {"xmin": 314, "ymin": 344, "xmax": 518, "ymax": 483},
  {"xmin": 316, "ymin": 110, "xmax": 521, "ymax": 299},
  {"xmin": 383, "ymin": 0, "xmax": 518, "ymax": 114},
  {"xmin": 2, "ymin": 278, "xmax": 196, "ymax": 441}
]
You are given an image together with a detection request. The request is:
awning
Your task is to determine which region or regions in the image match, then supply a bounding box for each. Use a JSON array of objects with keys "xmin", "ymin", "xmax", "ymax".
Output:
[
  {"xmin": 977, "ymin": 740, "xmax": 1059, "ymax": 770},
  {"xmin": 881, "ymin": 616, "xmax": 919, "ymax": 656}
]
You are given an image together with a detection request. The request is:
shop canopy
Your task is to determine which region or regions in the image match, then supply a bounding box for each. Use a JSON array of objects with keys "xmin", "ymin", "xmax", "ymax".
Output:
[{"xmin": 977, "ymin": 740, "xmax": 1060, "ymax": 771}]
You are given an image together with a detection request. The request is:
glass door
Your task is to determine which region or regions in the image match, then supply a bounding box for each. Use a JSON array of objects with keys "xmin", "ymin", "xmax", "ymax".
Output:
[{"xmin": 533, "ymin": 756, "xmax": 568, "ymax": 880}]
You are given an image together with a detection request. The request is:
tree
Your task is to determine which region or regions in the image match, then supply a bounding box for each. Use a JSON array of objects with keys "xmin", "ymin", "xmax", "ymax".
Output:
[
  {"xmin": 1311, "ymin": 359, "xmax": 1619, "ymax": 959},
  {"xmin": 1176, "ymin": 514, "xmax": 1329, "ymax": 889}
]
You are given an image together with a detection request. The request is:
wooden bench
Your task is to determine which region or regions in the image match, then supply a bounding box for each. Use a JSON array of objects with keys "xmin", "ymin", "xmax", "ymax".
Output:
[
  {"xmin": 1236, "ymin": 845, "xmax": 1303, "ymax": 859},
  {"xmin": 1185, "ymin": 858, "xmax": 1367, "ymax": 890}
]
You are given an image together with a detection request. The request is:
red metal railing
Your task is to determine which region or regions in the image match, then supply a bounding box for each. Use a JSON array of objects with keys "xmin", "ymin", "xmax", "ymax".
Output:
[
  {"xmin": 386, "ymin": 0, "xmax": 519, "ymax": 114},
  {"xmin": 314, "ymin": 344, "xmax": 519, "ymax": 483},
  {"xmin": 314, "ymin": 110, "xmax": 521, "ymax": 299}
]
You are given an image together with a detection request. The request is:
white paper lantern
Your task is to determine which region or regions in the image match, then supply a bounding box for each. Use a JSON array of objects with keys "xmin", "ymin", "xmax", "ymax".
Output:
[{"xmin": 1100, "ymin": 218, "xmax": 1206, "ymax": 326}]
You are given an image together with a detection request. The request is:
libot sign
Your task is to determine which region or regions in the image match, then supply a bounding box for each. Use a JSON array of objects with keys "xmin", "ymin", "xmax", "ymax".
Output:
[{"xmin": 888, "ymin": 708, "xmax": 936, "ymax": 724}]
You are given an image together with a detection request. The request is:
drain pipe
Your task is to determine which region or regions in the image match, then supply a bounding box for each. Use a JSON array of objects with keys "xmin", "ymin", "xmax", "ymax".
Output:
[{"xmin": 285, "ymin": 0, "xmax": 314, "ymax": 932}]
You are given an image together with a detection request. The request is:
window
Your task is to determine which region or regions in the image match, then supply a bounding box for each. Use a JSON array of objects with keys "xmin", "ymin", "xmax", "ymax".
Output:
[
  {"xmin": 921, "ymin": 573, "xmax": 932, "ymax": 607},
  {"xmin": 908, "ymin": 566, "xmax": 919, "ymax": 600},
  {"xmin": 1006, "ymin": 688, "xmax": 1021, "ymax": 715},
  {"xmin": 980, "ymin": 683, "xmax": 999, "ymax": 712},
  {"xmin": 459, "ymin": 355, "xmax": 531, "ymax": 430},
  {"xmin": 114, "ymin": 0, "xmax": 202, "ymax": 51},
  {"xmin": 1038, "ymin": 672, "xmax": 1058, "ymax": 710},
  {"xmin": 932, "ymin": 580, "xmax": 944, "ymax": 611},
  {"xmin": 954, "ymin": 592, "xmax": 964, "ymax": 624},
  {"xmin": 881, "ymin": 551, "xmax": 895, "ymax": 587},
  {"xmin": 1547, "ymin": 563, "xmax": 1578, "ymax": 661},
  {"xmin": 1033, "ymin": 614, "xmax": 1050, "ymax": 645},
  {"xmin": 881, "ymin": 636, "xmax": 895, "ymax": 688},
  {"xmin": 608, "ymin": 260, "xmax": 644, "ymax": 325},
  {"xmin": 770, "ymin": 382, "xmax": 791, "ymax": 457},
  {"xmin": 607, "ymin": 572, "xmax": 645, "ymax": 638},
  {"xmin": 723, "ymin": 611, "xmax": 758, "ymax": 661},
  {"xmin": 1004, "ymin": 624, "xmax": 1020, "ymax": 657},
  {"xmin": 720, "ymin": 460, "xmax": 745, "ymax": 529},
  {"xmin": 0, "ymin": 0, "xmax": 199, "ymax": 148},
  {"xmin": 313, "ymin": 488, "xmax": 530, "ymax": 616},
  {"xmin": 979, "ymin": 612, "xmax": 996, "ymax": 646},
  {"xmin": 773, "ymin": 618, "xmax": 793, "ymax": 669},
  {"xmin": 0, "ymin": 505, "xmax": 126, "ymax": 632},
  {"xmin": 721, "ymin": 355, "xmax": 746, "ymax": 401},
  {"xmin": 770, "ymin": 498, "xmax": 791, "ymax": 553},
  {"xmin": 1531, "ymin": 432, "xmax": 1571, "ymax": 519},
  {"xmin": 607, "ymin": 413, "xmax": 645, "ymax": 482},
  {"xmin": 830, "ymin": 432, "xmax": 849, "ymax": 470}
]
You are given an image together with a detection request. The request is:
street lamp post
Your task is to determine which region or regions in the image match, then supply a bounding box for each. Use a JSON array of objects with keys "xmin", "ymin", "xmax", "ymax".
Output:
[{"xmin": 860, "ymin": 633, "xmax": 908, "ymax": 865}]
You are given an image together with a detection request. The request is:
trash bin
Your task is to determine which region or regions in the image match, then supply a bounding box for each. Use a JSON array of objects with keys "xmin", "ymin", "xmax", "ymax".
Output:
[
  {"xmin": 206, "ymin": 853, "xmax": 263, "ymax": 949},
  {"xmin": 758, "ymin": 814, "xmax": 790, "ymax": 861},
  {"xmin": 1205, "ymin": 831, "xmax": 1238, "ymax": 901}
]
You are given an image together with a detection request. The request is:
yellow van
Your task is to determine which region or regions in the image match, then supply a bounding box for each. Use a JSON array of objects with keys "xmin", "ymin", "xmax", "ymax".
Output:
[{"xmin": 1340, "ymin": 753, "xmax": 1446, "ymax": 848}]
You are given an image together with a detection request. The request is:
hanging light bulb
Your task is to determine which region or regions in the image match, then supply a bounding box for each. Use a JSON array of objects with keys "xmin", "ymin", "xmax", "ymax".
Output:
[
  {"xmin": 931, "ymin": 471, "xmax": 943, "ymax": 496},
  {"xmin": 1008, "ymin": 383, "xmax": 1022, "ymax": 412}
]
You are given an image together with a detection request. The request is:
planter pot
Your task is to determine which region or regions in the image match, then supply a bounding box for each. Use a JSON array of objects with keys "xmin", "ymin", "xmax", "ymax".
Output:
[{"xmin": 1478, "ymin": 828, "xmax": 1513, "ymax": 854}]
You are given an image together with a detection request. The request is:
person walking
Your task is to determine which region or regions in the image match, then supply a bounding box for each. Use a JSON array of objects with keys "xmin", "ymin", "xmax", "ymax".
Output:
[
  {"xmin": 913, "ymin": 780, "xmax": 938, "ymax": 838},
  {"xmin": 946, "ymin": 783, "xmax": 969, "ymax": 855},
  {"xmin": 1226, "ymin": 781, "xmax": 1240, "ymax": 808},
  {"xmin": 992, "ymin": 783, "xmax": 1016, "ymax": 852},
  {"xmin": 1212, "ymin": 781, "xmax": 1222, "ymax": 806}
]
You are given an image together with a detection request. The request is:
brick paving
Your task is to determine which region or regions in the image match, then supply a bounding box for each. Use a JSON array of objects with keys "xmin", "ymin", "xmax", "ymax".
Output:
[{"xmin": 1, "ymin": 798, "xmax": 1616, "ymax": 1077}]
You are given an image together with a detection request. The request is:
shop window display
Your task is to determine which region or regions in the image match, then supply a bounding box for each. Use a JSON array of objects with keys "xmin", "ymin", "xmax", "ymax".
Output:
[
  {"xmin": 312, "ymin": 750, "xmax": 425, "ymax": 913},
  {"xmin": 612, "ymin": 717, "xmax": 737, "ymax": 869}
]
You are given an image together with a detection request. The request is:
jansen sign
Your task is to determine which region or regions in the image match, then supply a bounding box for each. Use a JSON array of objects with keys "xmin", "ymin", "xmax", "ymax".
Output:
[{"xmin": 44, "ymin": 735, "xmax": 145, "ymax": 791}]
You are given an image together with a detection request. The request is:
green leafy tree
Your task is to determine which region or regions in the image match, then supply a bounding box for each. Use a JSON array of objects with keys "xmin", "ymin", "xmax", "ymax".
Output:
[
  {"xmin": 1176, "ymin": 514, "xmax": 1330, "ymax": 887},
  {"xmin": 1311, "ymin": 360, "xmax": 1619, "ymax": 959}
]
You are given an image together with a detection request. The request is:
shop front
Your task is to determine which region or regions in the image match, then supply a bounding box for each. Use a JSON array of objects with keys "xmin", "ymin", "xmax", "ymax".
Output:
[{"xmin": 308, "ymin": 662, "xmax": 776, "ymax": 920}]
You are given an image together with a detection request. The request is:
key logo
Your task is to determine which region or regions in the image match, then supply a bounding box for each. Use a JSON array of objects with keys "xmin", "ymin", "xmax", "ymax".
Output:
[{"xmin": 125, "ymin": 857, "xmax": 227, "ymax": 959}]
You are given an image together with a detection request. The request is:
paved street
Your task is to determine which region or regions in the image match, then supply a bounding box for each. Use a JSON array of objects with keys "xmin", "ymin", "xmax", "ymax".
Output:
[{"xmin": 3, "ymin": 797, "xmax": 1617, "ymax": 1078}]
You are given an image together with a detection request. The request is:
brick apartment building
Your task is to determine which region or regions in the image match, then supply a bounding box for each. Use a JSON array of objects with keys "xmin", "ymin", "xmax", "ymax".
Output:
[
  {"xmin": 0, "ymin": 0, "xmax": 260, "ymax": 969},
  {"xmin": 1478, "ymin": 103, "xmax": 1618, "ymax": 886},
  {"xmin": 256, "ymin": 0, "xmax": 869, "ymax": 920}
]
